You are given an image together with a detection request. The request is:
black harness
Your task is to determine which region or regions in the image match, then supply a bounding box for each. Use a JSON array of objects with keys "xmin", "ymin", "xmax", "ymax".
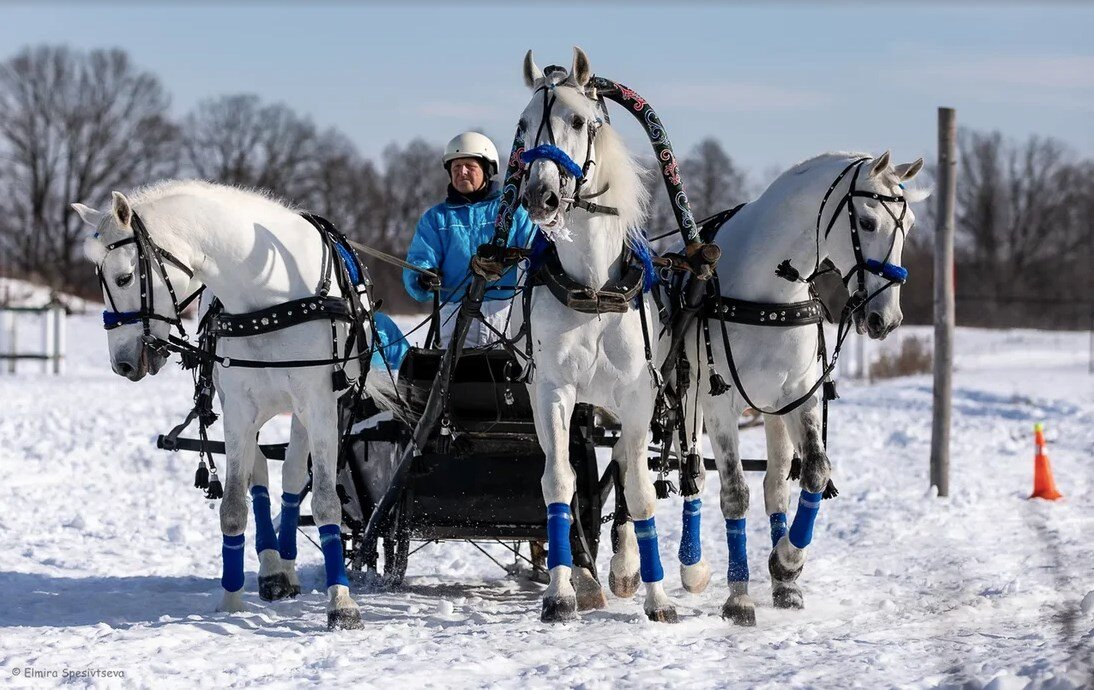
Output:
[{"xmin": 531, "ymin": 243, "xmax": 645, "ymax": 315}]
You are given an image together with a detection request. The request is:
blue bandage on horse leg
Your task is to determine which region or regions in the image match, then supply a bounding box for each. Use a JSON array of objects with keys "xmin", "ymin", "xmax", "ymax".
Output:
[
  {"xmin": 546, "ymin": 503, "xmax": 573, "ymax": 569},
  {"xmin": 250, "ymin": 486, "xmax": 277, "ymax": 554},
  {"xmin": 678, "ymin": 498, "xmax": 703, "ymax": 566},
  {"xmin": 221, "ymin": 533, "xmax": 245, "ymax": 592},
  {"xmin": 278, "ymin": 492, "xmax": 301, "ymax": 561},
  {"xmin": 725, "ymin": 519, "xmax": 749, "ymax": 582},
  {"xmin": 770, "ymin": 512, "xmax": 788, "ymax": 548},
  {"xmin": 788, "ymin": 490, "xmax": 824, "ymax": 549},
  {"xmin": 318, "ymin": 524, "xmax": 349, "ymax": 588},
  {"xmin": 634, "ymin": 517, "xmax": 665, "ymax": 583}
]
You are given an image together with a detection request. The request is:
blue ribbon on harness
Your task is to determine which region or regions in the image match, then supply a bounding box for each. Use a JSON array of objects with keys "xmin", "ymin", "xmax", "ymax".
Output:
[
  {"xmin": 335, "ymin": 243, "xmax": 361, "ymax": 286},
  {"xmin": 864, "ymin": 259, "xmax": 908, "ymax": 284},
  {"xmin": 520, "ymin": 145, "xmax": 584, "ymax": 178},
  {"xmin": 103, "ymin": 310, "xmax": 141, "ymax": 328}
]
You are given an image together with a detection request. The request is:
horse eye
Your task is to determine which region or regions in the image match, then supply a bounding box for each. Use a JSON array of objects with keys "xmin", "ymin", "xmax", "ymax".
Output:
[
  {"xmin": 116, "ymin": 273, "xmax": 134, "ymax": 288},
  {"xmin": 519, "ymin": 118, "xmax": 528, "ymax": 130},
  {"xmin": 859, "ymin": 217, "xmax": 877, "ymax": 233},
  {"xmin": 571, "ymin": 115, "xmax": 585, "ymax": 130}
]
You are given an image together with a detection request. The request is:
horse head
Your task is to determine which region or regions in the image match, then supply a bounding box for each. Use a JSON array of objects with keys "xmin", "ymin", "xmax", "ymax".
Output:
[
  {"xmin": 822, "ymin": 152, "xmax": 927, "ymax": 340},
  {"xmin": 72, "ymin": 192, "xmax": 182, "ymax": 380},
  {"xmin": 518, "ymin": 47, "xmax": 607, "ymax": 232}
]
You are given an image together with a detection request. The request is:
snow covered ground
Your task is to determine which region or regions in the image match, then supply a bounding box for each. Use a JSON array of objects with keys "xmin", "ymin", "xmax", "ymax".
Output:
[{"xmin": 1, "ymin": 282, "xmax": 1091, "ymax": 689}]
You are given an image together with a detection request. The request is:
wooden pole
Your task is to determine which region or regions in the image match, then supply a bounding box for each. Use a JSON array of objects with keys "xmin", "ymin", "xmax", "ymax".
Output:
[{"xmin": 931, "ymin": 107, "xmax": 957, "ymax": 497}]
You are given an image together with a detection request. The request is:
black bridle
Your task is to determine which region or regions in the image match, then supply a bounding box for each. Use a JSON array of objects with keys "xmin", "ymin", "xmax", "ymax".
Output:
[{"xmin": 520, "ymin": 77, "xmax": 618, "ymax": 218}]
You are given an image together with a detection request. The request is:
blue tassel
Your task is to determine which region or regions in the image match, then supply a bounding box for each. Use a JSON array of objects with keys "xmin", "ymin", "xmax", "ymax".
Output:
[
  {"xmin": 102, "ymin": 310, "xmax": 141, "ymax": 328},
  {"xmin": 318, "ymin": 524, "xmax": 349, "ymax": 588},
  {"xmin": 864, "ymin": 259, "xmax": 908, "ymax": 284},
  {"xmin": 221, "ymin": 534, "xmax": 245, "ymax": 592},
  {"xmin": 634, "ymin": 517, "xmax": 665, "ymax": 583},
  {"xmin": 520, "ymin": 145, "xmax": 584, "ymax": 178},
  {"xmin": 678, "ymin": 499, "xmax": 702, "ymax": 566},
  {"xmin": 251, "ymin": 486, "xmax": 277, "ymax": 554},
  {"xmin": 725, "ymin": 519, "xmax": 749, "ymax": 582},
  {"xmin": 278, "ymin": 492, "xmax": 301, "ymax": 561},
  {"xmin": 769, "ymin": 512, "xmax": 788, "ymax": 548},
  {"xmin": 629, "ymin": 238, "xmax": 658, "ymax": 292},
  {"xmin": 546, "ymin": 503, "xmax": 573, "ymax": 569},
  {"xmin": 788, "ymin": 490, "xmax": 823, "ymax": 549}
]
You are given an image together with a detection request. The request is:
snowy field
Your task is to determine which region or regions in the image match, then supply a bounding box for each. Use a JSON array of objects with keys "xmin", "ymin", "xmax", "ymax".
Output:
[{"xmin": 1, "ymin": 280, "xmax": 1091, "ymax": 689}]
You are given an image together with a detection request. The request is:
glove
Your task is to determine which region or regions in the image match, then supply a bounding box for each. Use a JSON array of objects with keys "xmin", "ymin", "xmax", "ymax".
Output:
[{"xmin": 417, "ymin": 269, "xmax": 441, "ymax": 292}]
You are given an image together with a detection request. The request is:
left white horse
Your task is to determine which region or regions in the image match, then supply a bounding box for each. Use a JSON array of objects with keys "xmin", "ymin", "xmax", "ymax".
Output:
[{"xmin": 73, "ymin": 181, "xmax": 391, "ymax": 630}]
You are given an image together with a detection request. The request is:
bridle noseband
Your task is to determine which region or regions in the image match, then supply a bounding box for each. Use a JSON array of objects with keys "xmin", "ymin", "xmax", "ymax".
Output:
[{"xmin": 519, "ymin": 77, "xmax": 618, "ymax": 218}]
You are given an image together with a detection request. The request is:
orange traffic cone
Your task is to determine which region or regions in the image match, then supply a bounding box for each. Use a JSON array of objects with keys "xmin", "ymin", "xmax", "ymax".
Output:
[{"xmin": 1029, "ymin": 422, "xmax": 1063, "ymax": 501}]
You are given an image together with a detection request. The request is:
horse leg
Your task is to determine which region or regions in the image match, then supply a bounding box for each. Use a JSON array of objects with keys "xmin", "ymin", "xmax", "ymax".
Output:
[
  {"xmin": 300, "ymin": 396, "xmax": 361, "ymax": 631},
  {"xmin": 763, "ymin": 414, "xmax": 802, "ymax": 609},
  {"xmin": 618, "ymin": 418, "xmax": 677, "ymax": 623},
  {"xmin": 769, "ymin": 396, "xmax": 829, "ymax": 608},
  {"xmin": 252, "ymin": 447, "xmax": 292, "ymax": 601},
  {"xmin": 274, "ymin": 414, "xmax": 309, "ymax": 599},
  {"xmin": 678, "ymin": 400, "xmax": 712, "ymax": 594},
  {"xmin": 217, "ymin": 399, "xmax": 265, "ymax": 614},
  {"xmin": 708, "ymin": 404, "xmax": 755, "ymax": 626},
  {"xmin": 608, "ymin": 444, "xmax": 640, "ymax": 599},
  {"xmin": 532, "ymin": 383, "xmax": 579, "ymax": 623}
]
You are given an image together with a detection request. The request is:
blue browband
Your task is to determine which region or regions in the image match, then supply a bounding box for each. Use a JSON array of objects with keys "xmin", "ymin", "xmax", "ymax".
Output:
[
  {"xmin": 864, "ymin": 259, "xmax": 908, "ymax": 284},
  {"xmin": 103, "ymin": 310, "xmax": 142, "ymax": 328},
  {"xmin": 520, "ymin": 145, "xmax": 584, "ymax": 178}
]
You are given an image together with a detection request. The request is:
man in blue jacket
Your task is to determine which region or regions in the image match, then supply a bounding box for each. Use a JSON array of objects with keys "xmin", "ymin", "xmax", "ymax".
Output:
[{"xmin": 402, "ymin": 132, "xmax": 535, "ymax": 347}]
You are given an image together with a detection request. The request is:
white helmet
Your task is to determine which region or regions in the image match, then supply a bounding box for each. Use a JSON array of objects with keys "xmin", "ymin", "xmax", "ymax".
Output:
[{"xmin": 443, "ymin": 132, "xmax": 500, "ymax": 177}]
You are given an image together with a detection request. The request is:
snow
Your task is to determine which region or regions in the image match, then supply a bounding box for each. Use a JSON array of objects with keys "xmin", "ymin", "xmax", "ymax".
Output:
[{"xmin": 1, "ymin": 278, "xmax": 1092, "ymax": 689}]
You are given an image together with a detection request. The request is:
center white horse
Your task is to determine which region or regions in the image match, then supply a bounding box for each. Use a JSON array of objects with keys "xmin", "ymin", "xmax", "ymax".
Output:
[
  {"xmin": 516, "ymin": 48, "xmax": 677, "ymax": 623},
  {"xmin": 74, "ymin": 181, "xmax": 391, "ymax": 630}
]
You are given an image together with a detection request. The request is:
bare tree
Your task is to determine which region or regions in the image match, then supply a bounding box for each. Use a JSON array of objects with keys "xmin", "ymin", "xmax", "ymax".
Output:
[
  {"xmin": 681, "ymin": 137, "xmax": 747, "ymax": 222},
  {"xmin": 181, "ymin": 94, "xmax": 322, "ymax": 202},
  {"xmin": 0, "ymin": 45, "xmax": 179, "ymax": 292}
]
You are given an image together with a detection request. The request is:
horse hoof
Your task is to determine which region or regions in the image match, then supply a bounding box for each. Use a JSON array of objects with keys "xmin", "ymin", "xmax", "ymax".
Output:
[
  {"xmin": 609, "ymin": 570, "xmax": 640, "ymax": 598},
  {"xmin": 327, "ymin": 607, "xmax": 364, "ymax": 631},
  {"xmin": 258, "ymin": 572, "xmax": 295, "ymax": 601},
  {"xmin": 680, "ymin": 560, "xmax": 712, "ymax": 594},
  {"xmin": 721, "ymin": 599, "xmax": 757, "ymax": 627},
  {"xmin": 773, "ymin": 583, "xmax": 804, "ymax": 609},
  {"xmin": 646, "ymin": 606, "xmax": 679, "ymax": 624},
  {"xmin": 576, "ymin": 586, "xmax": 608, "ymax": 611},
  {"xmin": 768, "ymin": 546, "xmax": 803, "ymax": 583},
  {"xmin": 216, "ymin": 590, "xmax": 246, "ymax": 614},
  {"xmin": 541, "ymin": 595, "xmax": 578, "ymax": 623}
]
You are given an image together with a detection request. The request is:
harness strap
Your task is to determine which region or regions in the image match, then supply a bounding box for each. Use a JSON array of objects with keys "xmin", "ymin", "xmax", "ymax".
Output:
[
  {"xmin": 212, "ymin": 296, "xmax": 352, "ymax": 337},
  {"xmin": 532, "ymin": 243, "xmax": 644, "ymax": 314},
  {"xmin": 704, "ymin": 295, "xmax": 825, "ymax": 327}
]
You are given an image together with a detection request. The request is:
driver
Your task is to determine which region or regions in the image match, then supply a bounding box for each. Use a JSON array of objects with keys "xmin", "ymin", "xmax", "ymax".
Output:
[{"xmin": 402, "ymin": 132, "xmax": 535, "ymax": 347}]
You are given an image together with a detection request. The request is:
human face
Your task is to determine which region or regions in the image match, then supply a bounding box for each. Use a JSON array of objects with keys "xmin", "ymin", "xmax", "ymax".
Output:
[{"xmin": 449, "ymin": 157, "xmax": 486, "ymax": 194}]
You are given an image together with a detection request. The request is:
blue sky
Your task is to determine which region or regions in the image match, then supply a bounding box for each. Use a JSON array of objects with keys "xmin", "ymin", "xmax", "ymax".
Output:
[{"xmin": 2, "ymin": 3, "xmax": 1092, "ymax": 180}]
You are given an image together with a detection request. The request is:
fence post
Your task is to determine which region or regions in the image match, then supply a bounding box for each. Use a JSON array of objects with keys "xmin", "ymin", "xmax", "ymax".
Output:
[
  {"xmin": 53, "ymin": 305, "xmax": 66, "ymax": 375},
  {"xmin": 931, "ymin": 107, "xmax": 957, "ymax": 497}
]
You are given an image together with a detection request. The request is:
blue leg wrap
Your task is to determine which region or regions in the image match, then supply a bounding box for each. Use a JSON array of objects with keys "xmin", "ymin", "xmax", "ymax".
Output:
[
  {"xmin": 546, "ymin": 503, "xmax": 573, "ymax": 569},
  {"xmin": 678, "ymin": 498, "xmax": 703, "ymax": 566},
  {"xmin": 725, "ymin": 519, "xmax": 749, "ymax": 582},
  {"xmin": 250, "ymin": 486, "xmax": 277, "ymax": 554},
  {"xmin": 634, "ymin": 517, "xmax": 665, "ymax": 583},
  {"xmin": 221, "ymin": 534, "xmax": 245, "ymax": 592},
  {"xmin": 278, "ymin": 492, "xmax": 301, "ymax": 561},
  {"xmin": 770, "ymin": 512, "xmax": 788, "ymax": 548},
  {"xmin": 318, "ymin": 524, "xmax": 349, "ymax": 589},
  {"xmin": 788, "ymin": 490, "xmax": 824, "ymax": 549}
]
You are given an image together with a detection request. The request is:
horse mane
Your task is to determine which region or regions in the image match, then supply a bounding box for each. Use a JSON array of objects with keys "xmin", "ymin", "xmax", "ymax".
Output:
[{"xmin": 129, "ymin": 179, "xmax": 298, "ymax": 214}]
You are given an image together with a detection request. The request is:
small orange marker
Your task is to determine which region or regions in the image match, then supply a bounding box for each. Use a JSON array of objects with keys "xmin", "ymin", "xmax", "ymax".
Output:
[{"xmin": 1029, "ymin": 423, "xmax": 1063, "ymax": 501}]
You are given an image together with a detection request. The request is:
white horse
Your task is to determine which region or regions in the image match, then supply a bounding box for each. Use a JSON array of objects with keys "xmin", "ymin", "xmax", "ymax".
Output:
[
  {"xmin": 516, "ymin": 48, "xmax": 678, "ymax": 623},
  {"xmin": 675, "ymin": 152, "xmax": 928, "ymax": 625},
  {"xmin": 73, "ymin": 181, "xmax": 390, "ymax": 630}
]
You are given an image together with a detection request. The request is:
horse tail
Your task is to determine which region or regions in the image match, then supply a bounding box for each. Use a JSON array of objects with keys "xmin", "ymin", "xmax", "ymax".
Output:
[{"xmin": 363, "ymin": 368, "xmax": 418, "ymax": 426}]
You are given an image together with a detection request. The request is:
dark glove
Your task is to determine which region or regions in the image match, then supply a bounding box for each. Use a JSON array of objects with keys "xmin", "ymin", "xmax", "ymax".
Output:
[{"xmin": 417, "ymin": 269, "xmax": 441, "ymax": 292}]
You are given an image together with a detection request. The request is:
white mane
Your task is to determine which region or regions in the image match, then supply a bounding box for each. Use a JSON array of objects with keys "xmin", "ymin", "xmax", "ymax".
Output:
[{"xmin": 129, "ymin": 179, "xmax": 297, "ymax": 214}]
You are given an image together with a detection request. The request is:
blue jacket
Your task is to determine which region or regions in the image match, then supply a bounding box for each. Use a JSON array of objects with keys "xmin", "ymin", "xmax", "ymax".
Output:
[
  {"xmin": 370, "ymin": 312, "xmax": 409, "ymax": 372},
  {"xmin": 402, "ymin": 183, "xmax": 536, "ymax": 302}
]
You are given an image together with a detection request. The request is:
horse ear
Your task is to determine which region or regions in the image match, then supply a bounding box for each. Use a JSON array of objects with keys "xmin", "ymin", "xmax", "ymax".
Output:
[
  {"xmin": 71, "ymin": 203, "xmax": 103, "ymax": 229},
  {"xmin": 870, "ymin": 151, "xmax": 891, "ymax": 177},
  {"xmin": 571, "ymin": 46, "xmax": 592, "ymax": 88},
  {"xmin": 111, "ymin": 191, "xmax": 132, "ymax": 228},
  {"xmin": 523, "ymin": 50, "xmax": 544, "ymax": 89},
  {"xmin": 894, "ymin": 158, "xmax": 924, "ymax": 181}
]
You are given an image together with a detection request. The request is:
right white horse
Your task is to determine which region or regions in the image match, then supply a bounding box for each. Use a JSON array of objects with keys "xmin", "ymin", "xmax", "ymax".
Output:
[{"xmin": 675, "ymin": 152, "xmax": 928, "ymax": 625}]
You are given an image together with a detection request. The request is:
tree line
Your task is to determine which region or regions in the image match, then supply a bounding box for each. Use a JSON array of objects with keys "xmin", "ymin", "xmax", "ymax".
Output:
[{"xmin": 0, "ymin": 45, "xmax": 1089, "ymax": 327}]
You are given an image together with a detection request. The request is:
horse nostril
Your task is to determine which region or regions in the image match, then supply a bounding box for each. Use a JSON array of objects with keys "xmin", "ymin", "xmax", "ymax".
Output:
[
  {"xmin": 867, "ymin": 313, "xmax": 884, "ymax": 334},
  {"xmin": 543, "ymin": 191, "xmax": 559, "ymax": 211},
  {"xmin": 117, "ymin": 361, "xmax": 134, "ymax": 376}
]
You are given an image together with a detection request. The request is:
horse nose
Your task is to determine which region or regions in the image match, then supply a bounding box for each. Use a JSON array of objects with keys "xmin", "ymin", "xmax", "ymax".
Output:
[
  {"xmin": 524, "ymin": 182, "xmax": 560, "ymax": 214},
  {"xmin": 116, "ymin": 361, "xmax": 134, "ymax": 376},
  {"xmin": 542, "ymin": 190, "xmax": 560, "ymax": 212},
  {"xmin": 867, "ymin": 312, "xmax": 885, "ymax": 338}
]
